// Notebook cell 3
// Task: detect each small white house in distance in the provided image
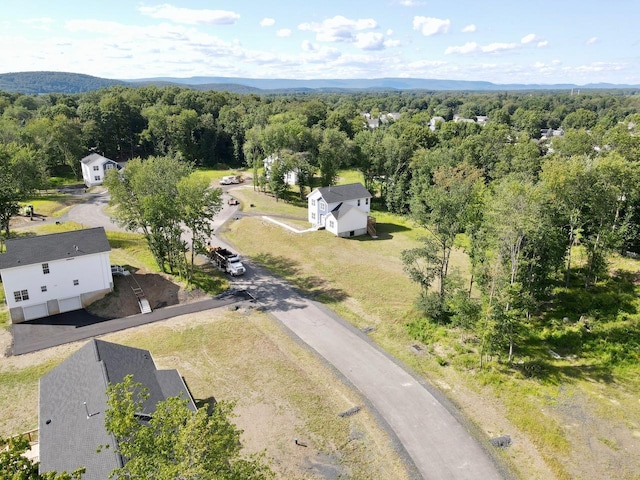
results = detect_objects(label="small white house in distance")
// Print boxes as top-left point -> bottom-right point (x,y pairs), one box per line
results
263,155 -> 298,185
80,153 -> 122,187
0,227 -> 113,323
307,183 -> 372,237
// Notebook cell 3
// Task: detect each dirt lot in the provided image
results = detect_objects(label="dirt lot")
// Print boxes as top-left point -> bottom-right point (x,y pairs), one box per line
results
87,268 -> 210,318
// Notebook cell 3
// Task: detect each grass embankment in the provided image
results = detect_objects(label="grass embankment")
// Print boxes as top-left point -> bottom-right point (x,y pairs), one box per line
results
223,174 -> 640,480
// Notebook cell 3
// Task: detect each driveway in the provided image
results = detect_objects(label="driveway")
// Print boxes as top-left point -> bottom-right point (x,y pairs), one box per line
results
33,184 -> 507,479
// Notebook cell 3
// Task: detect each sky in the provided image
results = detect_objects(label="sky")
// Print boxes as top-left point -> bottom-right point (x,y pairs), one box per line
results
1,1 -> 639,85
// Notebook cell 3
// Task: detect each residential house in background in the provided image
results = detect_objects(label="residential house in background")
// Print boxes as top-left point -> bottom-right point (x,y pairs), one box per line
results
307,183 -> 373,237
80,153 -> 122,187
0,227 -> 113,323
263,155 -> 298,185
39,339 -> 196,480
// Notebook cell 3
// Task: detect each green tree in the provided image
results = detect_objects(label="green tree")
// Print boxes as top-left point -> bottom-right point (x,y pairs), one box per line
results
0,143 -> 48,237
104,156 -> 192,274
1,435 -> 84,479
177,174 -> 223,280
104,376 -> 273,480
409,162 -> 484,298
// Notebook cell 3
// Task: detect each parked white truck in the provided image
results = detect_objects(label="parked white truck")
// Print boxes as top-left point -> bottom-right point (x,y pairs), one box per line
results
207,246 -> 246,276
219,175 -> 243,185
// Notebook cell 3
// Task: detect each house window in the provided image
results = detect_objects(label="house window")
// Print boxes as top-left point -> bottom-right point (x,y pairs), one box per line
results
14,290 -> 29,302
41,286 -> 47,292
319,201 -> 326,211
42,263 -> 50,274
94,176 -> 101,181
105,163 -> 114,170
366,198 -> 369,205
311,199 -> 316,206
329,220 -> 335,228
311,212 -> 316,220
73,279 -> 79,286
357,199 -> 361,206
93,165 -> 99,171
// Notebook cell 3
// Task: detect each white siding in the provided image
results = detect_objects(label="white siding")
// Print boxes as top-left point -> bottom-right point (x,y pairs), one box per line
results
2,252 -> 112,312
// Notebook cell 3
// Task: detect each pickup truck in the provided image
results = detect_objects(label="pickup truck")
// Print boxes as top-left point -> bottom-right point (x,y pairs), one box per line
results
207,246 -> 246,276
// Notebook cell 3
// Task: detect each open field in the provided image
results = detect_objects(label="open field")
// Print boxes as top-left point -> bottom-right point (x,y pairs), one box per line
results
223,181 -> 640,480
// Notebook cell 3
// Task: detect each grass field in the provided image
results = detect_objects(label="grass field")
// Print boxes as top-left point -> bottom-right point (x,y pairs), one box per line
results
223,177 -> 640,480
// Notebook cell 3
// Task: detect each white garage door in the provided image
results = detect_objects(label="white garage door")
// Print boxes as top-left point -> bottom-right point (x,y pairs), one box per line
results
23,303 -> 49,321
59,296 -> 82,313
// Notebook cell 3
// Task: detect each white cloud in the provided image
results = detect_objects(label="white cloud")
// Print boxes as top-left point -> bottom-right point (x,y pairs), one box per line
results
445,42 -> 479,55
462,24 -> 476,33
301,40 -> 315,52
298,15 -> 378,45
260,18 -> 275,27
521,33 -> 537,44
413,16 -> 450,36
398,0 -> 426,5
445,41 -> 517,55
277,29 -> 291,38
537,40 -> 548,47
355,32 -> 385,50
586,36 -> 598,45
482,42 -> 517,53
138,4 -> 239,25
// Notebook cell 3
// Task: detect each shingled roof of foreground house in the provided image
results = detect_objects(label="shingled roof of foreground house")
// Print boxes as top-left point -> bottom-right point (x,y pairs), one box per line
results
39,339 -> 195,479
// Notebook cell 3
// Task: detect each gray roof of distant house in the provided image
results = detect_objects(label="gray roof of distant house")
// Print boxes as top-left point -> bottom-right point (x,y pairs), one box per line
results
0,227 -> 110,270
39,339 -> 195,480
311,183 -> 371,204
81,153 -> 115,165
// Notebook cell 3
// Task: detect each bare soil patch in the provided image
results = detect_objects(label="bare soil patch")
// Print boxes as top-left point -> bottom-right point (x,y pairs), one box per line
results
87,268 -> 209,318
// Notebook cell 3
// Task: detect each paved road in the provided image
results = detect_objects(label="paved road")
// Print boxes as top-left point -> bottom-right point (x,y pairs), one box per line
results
231,266 -> 506,480
50,185 -> 507,479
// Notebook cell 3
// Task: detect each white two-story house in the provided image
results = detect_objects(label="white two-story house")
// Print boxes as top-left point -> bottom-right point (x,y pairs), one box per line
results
307,183 -> 372,237
80,153 -> 122,187
0,227 -> 113,323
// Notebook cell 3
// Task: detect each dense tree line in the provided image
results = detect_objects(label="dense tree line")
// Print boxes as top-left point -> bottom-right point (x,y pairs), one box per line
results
2,85 -> 640,362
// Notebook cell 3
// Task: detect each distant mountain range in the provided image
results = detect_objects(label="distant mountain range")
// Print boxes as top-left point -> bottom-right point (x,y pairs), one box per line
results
1,71 -> 639,95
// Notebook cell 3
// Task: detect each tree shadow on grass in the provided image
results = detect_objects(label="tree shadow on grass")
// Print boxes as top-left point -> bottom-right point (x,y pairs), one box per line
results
252,252 -> 348,306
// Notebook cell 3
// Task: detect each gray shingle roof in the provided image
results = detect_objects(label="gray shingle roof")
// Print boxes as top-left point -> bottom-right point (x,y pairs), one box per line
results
81,153 -> 112,165
39,339 -> 195,480
311,183 -> 371,204
0,227 -> 111,270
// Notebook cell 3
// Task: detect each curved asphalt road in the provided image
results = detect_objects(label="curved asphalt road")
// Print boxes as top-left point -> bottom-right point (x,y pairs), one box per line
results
61,185 -> 507,480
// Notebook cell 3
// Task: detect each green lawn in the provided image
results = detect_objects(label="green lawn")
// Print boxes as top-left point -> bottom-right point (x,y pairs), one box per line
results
223,178 -> 640,480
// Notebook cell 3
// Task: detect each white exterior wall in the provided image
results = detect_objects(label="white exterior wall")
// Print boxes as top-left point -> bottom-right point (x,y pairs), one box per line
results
327,209 -> 368,236
2,252 -> 112,311
307,191 -> 371,227
81,158 -> 118,187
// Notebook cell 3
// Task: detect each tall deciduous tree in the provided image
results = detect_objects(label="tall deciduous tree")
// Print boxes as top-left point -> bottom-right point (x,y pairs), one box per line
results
0,143 -> 47,237
177,174 -> 223,279
104,376 -> 273,480
104,156 -> 199,277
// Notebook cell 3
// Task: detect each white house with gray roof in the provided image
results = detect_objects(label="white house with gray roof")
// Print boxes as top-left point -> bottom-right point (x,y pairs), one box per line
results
0,227 -> 113,323
39,339 -> 196,479
307,183 -> 372,237
80,153 -> 122,187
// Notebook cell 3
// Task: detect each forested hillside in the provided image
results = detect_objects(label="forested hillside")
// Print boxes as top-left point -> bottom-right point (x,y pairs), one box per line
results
0,71 -> 125,94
